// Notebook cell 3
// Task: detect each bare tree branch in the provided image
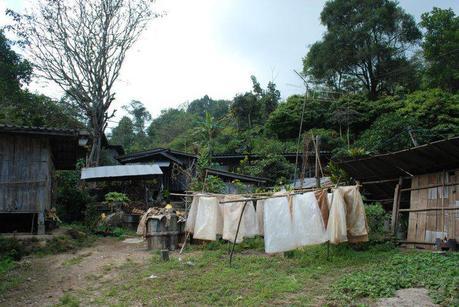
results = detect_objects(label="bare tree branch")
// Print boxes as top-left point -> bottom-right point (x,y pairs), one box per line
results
8,0 -> 158,165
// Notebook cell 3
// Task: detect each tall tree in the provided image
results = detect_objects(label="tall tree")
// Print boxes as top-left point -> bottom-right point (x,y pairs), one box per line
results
8,0 -> 156,165
123,100 -> 151,135
420,8 -> 459,92
186,95 -> 230,119
0,30 -> 32,105
304,0 -> 421,99
110,116 -> 135,150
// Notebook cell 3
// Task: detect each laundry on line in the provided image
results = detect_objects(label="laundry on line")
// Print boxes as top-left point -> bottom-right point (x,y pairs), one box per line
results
183,185 -> 368,253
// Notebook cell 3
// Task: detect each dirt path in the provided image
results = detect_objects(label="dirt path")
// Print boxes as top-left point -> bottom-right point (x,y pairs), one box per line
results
0,237 -> 151,307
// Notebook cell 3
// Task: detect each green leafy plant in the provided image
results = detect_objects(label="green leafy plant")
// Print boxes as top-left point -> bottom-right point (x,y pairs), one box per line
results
104,192 -> 130,203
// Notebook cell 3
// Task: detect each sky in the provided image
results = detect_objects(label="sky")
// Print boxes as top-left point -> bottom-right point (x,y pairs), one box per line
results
1,0 -> 458,128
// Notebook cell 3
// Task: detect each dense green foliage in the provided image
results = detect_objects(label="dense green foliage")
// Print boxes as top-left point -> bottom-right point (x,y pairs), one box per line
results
0,31 -> 83,128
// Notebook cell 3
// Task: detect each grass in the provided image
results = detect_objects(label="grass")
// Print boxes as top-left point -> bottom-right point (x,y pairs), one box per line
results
77,239 -> 414,306
0,257 -> 23,296
77,239 -> 458,306
56,293 -> 80,307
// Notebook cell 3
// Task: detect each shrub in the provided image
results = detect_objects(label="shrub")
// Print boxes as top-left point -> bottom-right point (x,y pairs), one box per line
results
55,170 -> 91,223
104,192 -> 130,203
0,237 -> 27,261
365,202 -> 391,242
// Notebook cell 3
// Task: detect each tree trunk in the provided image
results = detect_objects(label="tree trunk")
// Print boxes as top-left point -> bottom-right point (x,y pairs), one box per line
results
88,132 -> 102,167
369,79 -> 378,100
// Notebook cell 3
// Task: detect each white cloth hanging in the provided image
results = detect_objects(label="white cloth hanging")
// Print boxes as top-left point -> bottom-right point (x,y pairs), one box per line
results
263,192 -> 327,253
220,196 -> 258,243
294,192 -> 328,246
193,196 -> 223,241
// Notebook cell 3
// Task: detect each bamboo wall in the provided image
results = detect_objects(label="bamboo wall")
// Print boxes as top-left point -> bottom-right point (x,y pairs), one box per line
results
0,134 -> 52,214
407,171 -> 459,249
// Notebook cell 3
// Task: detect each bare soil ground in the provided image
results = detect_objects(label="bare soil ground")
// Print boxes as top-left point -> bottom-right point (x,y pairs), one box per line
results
0,237 -> 150,306
375,288 -> 438,306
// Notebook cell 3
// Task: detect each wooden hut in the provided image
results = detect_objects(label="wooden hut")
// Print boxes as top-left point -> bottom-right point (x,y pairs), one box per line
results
0,125 -> 89,234
336,137 -> 459,249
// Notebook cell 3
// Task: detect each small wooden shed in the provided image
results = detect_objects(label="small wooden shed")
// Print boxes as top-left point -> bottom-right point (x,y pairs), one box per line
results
336,137 -> 459,249
0,125 -> 88,234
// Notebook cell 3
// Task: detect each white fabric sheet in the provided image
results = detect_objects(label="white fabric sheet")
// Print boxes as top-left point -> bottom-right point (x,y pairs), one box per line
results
220,196 -> 258,243
193,197 -> 222,241
263,192 -> 327,253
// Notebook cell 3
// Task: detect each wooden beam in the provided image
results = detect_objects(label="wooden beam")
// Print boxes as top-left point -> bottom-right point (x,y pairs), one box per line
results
399,207 -> 459,213
391,177 -> 403,235
400,181 -> 459,192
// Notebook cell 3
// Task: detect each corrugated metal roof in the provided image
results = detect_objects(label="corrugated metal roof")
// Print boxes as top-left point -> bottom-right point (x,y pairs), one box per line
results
334,136 -> 459,204
81,164 -> 163,181
0,124 -> 87,137
335,136 -> 459,182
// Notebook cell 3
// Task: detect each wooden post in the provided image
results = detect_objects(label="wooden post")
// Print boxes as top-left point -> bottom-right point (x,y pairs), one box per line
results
160,249 -> 170,261
391,177 -> 403,235
315,135 -> 321,189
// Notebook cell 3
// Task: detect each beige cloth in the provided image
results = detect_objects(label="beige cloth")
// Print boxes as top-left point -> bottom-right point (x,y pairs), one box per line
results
327,188 -> 348,244
327,186 -> 369,244
341,186 -> 369,243
184,196 -> 200,233
256,199 -> 266,236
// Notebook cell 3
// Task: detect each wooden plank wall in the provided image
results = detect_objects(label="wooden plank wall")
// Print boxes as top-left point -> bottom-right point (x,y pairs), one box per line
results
407,170 -> 459,249
0,135 -> 52,213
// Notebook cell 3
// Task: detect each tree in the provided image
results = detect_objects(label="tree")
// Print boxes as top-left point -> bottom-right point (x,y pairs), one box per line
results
420,8 -> 459,92
186,95 -> 230,119
110,116 -> 135,150
193,111 -> 220,154
231,92 -> 259,130
304,0 -> 421,99
0,31 -> 82,128
8,0 -> 156,165
147,108 -> 196,147
0,30 -> 32,103
230,76 -> 281,130
266,95 -> 329,139
123,100 -> 151,135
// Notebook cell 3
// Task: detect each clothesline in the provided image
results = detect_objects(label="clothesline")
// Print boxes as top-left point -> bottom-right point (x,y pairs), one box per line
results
170,185 -> 336,202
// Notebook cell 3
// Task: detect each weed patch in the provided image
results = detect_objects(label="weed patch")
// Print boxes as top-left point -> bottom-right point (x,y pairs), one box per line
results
330,252 -> 459,305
